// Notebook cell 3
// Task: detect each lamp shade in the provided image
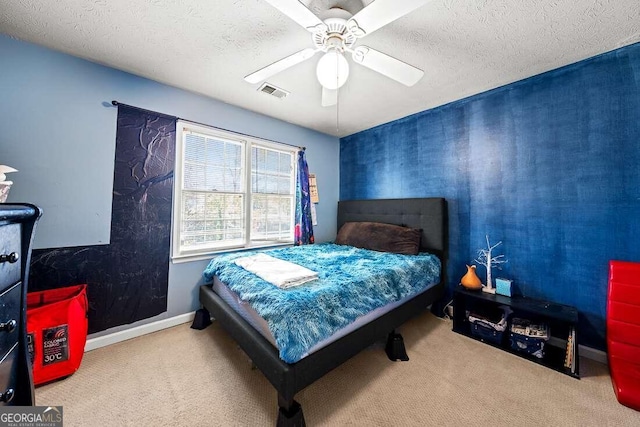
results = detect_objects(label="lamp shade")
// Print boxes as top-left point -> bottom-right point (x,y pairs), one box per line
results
316,50 -> 349,90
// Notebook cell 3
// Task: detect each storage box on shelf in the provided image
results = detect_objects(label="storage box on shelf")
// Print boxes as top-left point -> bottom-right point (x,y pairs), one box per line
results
509,318 -> 549,359
452,285 -> 579,378
468,305 -> 509,345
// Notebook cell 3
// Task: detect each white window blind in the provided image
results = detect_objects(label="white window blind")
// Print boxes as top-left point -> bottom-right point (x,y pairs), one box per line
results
173,121 -> 296,259
251,146 -> 294,242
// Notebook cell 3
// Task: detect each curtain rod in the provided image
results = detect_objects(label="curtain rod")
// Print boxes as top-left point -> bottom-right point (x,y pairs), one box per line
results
111,100 -> 305,151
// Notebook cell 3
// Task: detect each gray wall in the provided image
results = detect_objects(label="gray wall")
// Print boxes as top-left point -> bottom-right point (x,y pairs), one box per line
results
1,35 -> 340,337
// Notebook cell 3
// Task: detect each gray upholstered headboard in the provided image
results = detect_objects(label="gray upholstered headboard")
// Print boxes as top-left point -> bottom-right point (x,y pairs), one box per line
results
337,198 -> 448,259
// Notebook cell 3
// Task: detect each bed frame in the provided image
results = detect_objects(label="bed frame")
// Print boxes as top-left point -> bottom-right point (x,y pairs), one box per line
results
197,198 -> 448,426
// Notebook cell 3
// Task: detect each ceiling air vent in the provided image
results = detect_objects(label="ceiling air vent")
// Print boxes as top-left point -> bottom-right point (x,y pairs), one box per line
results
258,83 -> 289,99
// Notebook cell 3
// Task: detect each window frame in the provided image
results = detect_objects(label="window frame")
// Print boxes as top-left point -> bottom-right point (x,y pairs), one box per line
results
172,121 -> 297,262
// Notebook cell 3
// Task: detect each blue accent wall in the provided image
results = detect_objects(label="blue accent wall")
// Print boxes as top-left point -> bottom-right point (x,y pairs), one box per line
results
340,42 -> 640,350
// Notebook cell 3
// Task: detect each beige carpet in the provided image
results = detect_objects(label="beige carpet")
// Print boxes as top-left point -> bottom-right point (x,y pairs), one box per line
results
37,312 -> 640,426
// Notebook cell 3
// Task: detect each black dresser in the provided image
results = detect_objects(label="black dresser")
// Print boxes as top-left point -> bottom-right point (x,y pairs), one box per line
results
0,204 -> 41,406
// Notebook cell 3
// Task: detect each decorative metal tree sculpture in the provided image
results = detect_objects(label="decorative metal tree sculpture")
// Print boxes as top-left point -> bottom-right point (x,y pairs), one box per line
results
474,235 -> 507,294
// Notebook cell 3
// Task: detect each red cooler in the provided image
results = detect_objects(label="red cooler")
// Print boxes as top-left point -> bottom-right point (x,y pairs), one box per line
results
26,284 -> 88,385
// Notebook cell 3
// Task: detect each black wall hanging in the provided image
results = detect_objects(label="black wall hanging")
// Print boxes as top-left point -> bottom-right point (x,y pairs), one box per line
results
30,105 -> 176,333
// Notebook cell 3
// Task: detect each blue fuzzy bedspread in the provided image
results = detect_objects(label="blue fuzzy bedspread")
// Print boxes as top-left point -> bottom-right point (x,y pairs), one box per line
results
203,243 -> 441,363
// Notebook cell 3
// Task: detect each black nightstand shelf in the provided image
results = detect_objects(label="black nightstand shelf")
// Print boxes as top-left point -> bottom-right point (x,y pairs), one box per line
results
453,286 -> 580,379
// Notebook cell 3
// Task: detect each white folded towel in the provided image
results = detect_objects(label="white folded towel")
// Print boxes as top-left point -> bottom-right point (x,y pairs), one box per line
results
234,253 -> 318,289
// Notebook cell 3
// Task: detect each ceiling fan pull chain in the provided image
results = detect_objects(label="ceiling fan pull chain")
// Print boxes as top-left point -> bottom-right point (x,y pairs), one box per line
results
336,92 -> 339,133
336,58 -> 340,133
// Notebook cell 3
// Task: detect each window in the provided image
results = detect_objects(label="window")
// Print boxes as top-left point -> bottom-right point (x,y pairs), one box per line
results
172,121 -> 296,259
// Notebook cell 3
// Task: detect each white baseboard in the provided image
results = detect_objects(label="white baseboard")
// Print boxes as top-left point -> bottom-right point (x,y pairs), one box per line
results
84,311 -> 196,352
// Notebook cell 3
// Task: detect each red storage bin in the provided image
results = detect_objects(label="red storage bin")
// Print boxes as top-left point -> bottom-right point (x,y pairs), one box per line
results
26,284 -> 88,385
607,261 -> 640,411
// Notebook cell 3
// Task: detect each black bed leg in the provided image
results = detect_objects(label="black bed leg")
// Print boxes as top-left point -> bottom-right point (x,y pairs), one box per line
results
191,308 -> 212,330
277,394 -> 305,427
385,330 -> 409,361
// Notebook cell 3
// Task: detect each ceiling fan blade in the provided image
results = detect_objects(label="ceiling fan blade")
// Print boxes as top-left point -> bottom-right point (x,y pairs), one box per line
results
321,87 -> 337,107
351,46 -> 424,86
263,0 -> 324,32
348,0 -> 431,37
245,48 -> 318,84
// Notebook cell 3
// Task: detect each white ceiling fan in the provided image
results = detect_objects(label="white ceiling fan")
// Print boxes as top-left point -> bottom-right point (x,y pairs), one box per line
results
245,0 -> 430,107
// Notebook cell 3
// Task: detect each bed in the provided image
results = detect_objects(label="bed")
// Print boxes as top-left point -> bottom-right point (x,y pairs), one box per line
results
197,197 -> 448,426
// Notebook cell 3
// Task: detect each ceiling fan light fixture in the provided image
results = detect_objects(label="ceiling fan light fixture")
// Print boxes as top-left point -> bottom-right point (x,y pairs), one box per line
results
316,50 -> 349,90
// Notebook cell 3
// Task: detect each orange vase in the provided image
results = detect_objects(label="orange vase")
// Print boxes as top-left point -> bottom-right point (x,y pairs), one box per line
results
461,265 -> 483,290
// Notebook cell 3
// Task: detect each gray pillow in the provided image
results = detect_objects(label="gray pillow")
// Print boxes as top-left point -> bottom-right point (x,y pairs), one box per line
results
335,222 -> 421,255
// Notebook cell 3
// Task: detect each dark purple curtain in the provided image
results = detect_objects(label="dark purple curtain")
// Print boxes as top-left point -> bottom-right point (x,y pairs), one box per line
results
294,150 -> 314,245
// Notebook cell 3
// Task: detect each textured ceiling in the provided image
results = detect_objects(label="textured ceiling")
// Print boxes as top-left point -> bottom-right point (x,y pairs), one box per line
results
1,0 -> 639,137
